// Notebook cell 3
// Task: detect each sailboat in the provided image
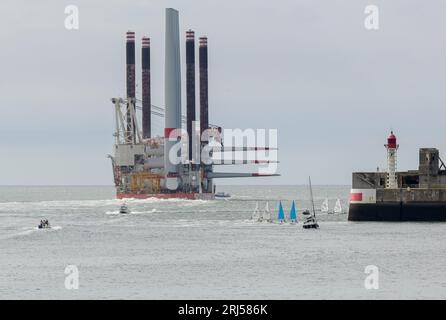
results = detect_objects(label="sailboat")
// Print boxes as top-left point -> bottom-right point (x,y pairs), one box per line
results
303,176 -> 319,229
289,200 -> 297,224
277,201 -> 285,224
321,198 -> 330,214
262,202 -> 272,223
252,201 -> 261,221
333,198 -> 345,214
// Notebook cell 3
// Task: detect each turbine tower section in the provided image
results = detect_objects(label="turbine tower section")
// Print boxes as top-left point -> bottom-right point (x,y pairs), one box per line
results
199,36 -> 209,141
186,30 -> 196,162
164,8 -> 182,190
141,37 -> 151,139
126,31 -> 136,142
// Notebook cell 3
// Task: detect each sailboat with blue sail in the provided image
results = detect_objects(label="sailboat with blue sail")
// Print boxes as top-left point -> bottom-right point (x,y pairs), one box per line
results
289,201 -> 297,224
278,201 -> 285,224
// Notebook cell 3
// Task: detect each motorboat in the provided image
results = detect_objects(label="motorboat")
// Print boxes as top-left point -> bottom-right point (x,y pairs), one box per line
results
38,219 -> 51,229
215,192 -> 231,199
119,203 -> 130,214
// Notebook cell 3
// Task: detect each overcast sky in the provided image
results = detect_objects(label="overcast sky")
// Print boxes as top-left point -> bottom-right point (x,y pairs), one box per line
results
1,0 -> 446,185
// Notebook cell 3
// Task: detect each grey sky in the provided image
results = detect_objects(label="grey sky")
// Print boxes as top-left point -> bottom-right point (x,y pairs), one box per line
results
1,0 -> 446,185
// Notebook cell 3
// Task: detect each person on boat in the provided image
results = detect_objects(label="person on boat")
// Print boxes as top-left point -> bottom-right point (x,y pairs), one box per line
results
40,219 -> 49,228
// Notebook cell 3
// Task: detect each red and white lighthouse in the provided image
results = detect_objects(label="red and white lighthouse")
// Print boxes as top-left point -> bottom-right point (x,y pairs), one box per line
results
384,131 -> 399,189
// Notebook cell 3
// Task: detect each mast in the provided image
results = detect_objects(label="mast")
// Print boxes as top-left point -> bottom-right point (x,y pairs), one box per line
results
309,176 -> 316,218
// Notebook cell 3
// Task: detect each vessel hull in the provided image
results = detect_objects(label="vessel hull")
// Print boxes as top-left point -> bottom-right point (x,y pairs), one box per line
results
117,192 -> 215,200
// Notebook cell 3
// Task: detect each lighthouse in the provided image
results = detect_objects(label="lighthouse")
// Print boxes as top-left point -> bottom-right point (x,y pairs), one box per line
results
385,131 -> 399,189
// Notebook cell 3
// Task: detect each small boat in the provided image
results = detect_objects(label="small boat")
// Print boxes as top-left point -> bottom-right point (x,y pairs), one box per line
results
303,177 -> 319,229
289,200 -> 297,224
215,192 -> 231,199
38,219 -> 51,229
278,201 -> 285,224
252,202 -> 260,221
321,198 -> 332,214
119,203 -> 130,214
262,202 -> 272,223
333,198 -> 345,214
302,211 -> 319,229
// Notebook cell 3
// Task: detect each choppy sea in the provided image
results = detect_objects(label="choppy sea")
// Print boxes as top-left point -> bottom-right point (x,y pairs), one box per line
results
1,185 -> 445,299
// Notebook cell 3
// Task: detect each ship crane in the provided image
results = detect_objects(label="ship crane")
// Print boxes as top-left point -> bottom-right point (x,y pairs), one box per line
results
134,98 -> 220,128
111,97 -> 279,163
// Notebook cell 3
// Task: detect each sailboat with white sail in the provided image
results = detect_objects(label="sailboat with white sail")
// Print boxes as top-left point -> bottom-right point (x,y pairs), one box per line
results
333,198 -> 345,214
262,202 -> 272,223
321,198 -> 330,214
252,201 -> 261,221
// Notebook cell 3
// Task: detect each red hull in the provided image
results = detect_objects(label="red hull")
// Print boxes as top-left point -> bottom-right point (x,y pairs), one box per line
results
117,192 -> 214,200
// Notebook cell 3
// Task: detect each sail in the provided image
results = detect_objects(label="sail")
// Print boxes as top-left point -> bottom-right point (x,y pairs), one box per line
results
321,198 -> 329,213
262,202 -> 271,221
309,176 -> 316,218
252,201 -> 260,220
289,200 -> 297,222
278,201 -> 285,222
334,199 -> 343,214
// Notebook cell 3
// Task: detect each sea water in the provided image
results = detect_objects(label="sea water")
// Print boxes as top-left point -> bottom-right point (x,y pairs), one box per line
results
0,185 -> 445,299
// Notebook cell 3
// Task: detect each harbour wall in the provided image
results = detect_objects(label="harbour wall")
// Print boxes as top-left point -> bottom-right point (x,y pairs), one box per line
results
349,188 -> 446,221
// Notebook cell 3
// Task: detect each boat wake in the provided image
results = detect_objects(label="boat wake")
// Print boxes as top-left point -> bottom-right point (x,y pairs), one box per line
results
33,225 -> 62,232
0,225 -> 63,240
1,198 -> 211,214
131,208 -> 158,215
105,208 -> 158,215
